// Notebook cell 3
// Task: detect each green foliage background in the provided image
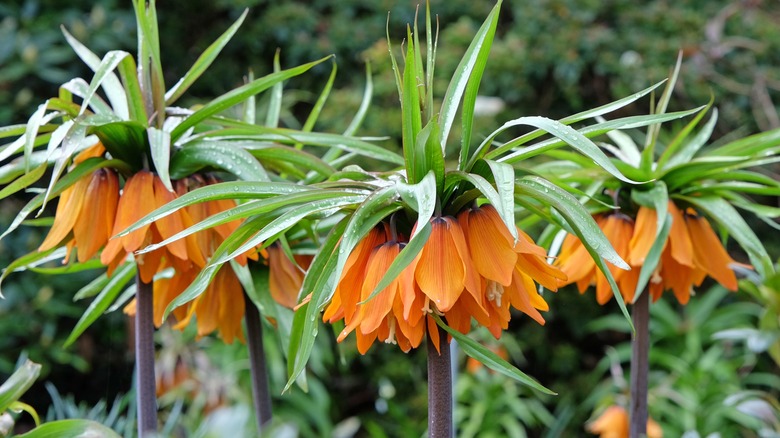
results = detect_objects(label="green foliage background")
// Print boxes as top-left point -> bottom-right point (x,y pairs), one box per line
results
1,0 -> 778,436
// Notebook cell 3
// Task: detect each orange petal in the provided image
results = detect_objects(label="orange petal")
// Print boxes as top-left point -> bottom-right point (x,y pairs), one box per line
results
427,316 -> 440,354
268,245 -> 305,309
415,217 -> 466,312
628,207 -> 656,266
73,169 -> 119,262
152,177 -> 188,261
108,171 -> 156,254
687,213 -> 737,291
359,243 -> 401,335
459,206 -> 517,286
73,142 -> 105,164
668,202 -> 694,267
39,176 -> 90,251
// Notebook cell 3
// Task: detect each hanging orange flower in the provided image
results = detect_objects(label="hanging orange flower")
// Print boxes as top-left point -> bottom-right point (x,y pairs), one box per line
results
586,405 -> 663,438
556,201 -> 740,305
325,204 -> 565,353
267,244 -> 313,309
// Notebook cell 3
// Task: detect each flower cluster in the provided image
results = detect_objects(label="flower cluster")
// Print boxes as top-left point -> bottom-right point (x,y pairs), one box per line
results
556,201 -> 740,305
40,145 -> 302,343
324,204 -> 566,354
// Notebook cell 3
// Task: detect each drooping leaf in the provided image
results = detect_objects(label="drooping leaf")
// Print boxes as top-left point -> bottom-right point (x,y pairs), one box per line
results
434,315 -> 555,394
148,126 -> 172,191
516,176 -> 634,332
16,420 -> 122,438
169,142 -> 269,181
64,263 -> 137,347
0,360 -> 41,413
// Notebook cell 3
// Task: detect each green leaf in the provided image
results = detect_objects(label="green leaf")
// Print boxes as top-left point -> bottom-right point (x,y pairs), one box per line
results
16,420 -> 121,438
396,171 -> 437,234
401,31 -> 423,183
433,315 -> 555,394
170,56 -> 331,140
265,51 -> 283,128
136,190 -> 364,255
0,158 -> 129,242
41,123 -> 88,211
77,50 -> 130,117
61,26 -> 129,120
73,271 -> 111,301
631,181 -> 669,234
148,126 -> 172,191
458,1 -> 499,168
213,194 -> 365,265
0,163 -> 46,202
485,116 -> 640,183
64,263 -> 136,347
0,360 -> 41,413
116,181 -> 312,237
491,107 -> 705,165
708,127 -> 780,157
516,176 -> 633,332
169,142 -> 269,181
485,159 -> 517,240
29,259 -> 104,275
0,247 -> 65,298
248,146 -> 334,179
91,121 -> 147,170
658,105 -> 716,171
680,196 -> 774,279
286,217 -> 349,391
192,126 -> 403,165
165,9 -> 248,105
23,101 -> 51,171
642,53 -> 682,168
8,400 -> 40,427
295,61 -> 337,149
439,1 -> 501,153
117,56 -> 147,125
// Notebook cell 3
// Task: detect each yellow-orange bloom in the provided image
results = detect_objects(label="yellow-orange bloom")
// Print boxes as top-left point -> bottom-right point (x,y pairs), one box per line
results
586,405 -> 663,438
326,205 -> 564,353
39,168 -> 120,263
557,201 -> 740,305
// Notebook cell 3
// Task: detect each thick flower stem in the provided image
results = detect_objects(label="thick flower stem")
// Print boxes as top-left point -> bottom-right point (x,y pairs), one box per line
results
244,292 -> 273,429
427,324 -> 452,438
629,290 -> 650,438
135,274 -> 157,437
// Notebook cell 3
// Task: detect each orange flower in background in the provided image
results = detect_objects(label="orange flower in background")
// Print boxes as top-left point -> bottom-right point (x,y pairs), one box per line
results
587,405 -> 663,438
267,244 -> 313,309
325,204 -> 565,353
556,201 -> 741,305
556,213 -> 639,305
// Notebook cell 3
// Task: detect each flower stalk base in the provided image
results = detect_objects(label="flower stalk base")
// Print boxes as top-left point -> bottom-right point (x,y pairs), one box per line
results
629,290 -> 650,438
135,274 -> 158,436
427,324 -> 452,438
244,292 -> 273,429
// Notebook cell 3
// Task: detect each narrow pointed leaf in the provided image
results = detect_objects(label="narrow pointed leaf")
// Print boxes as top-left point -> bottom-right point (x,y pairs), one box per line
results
633,213 -> 671,300
434,315 -> 555,394
148,126 -> 172,191
0,163 -> 46,202
165,9 -> 248,104
64,262 -> 136,347
16,420 -> 122,438
439,1 -> 501,152
170,57 -> 331,140
117,181 -> 313,237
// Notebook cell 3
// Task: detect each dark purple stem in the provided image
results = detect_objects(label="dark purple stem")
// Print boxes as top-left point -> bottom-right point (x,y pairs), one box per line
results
244,292 -> 273,429
427,324 -> 452,438
630,290 -> 650,438
135,274 -> 158,436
